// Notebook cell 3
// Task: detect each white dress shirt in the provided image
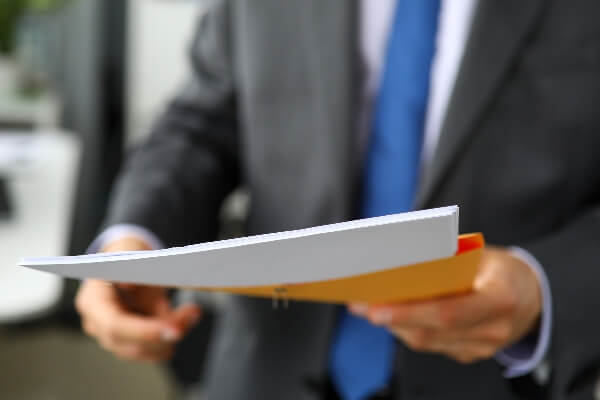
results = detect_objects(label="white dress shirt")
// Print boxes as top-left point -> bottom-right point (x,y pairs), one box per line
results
91,0 -> 551,381
360,0 -> 476,168
360,0 -> 551,380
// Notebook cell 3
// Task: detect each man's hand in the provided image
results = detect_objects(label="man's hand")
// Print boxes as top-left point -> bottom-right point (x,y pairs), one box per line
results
349,247 -> 542,364
75,237 -> 202,363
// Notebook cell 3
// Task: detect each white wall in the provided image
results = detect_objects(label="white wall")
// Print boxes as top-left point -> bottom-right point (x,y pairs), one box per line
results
126,0 -> 205,145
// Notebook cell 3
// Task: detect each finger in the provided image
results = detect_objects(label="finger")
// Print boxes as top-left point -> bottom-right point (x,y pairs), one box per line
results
112,284 -> 169,316
366,291 -> 500,330
348,303 -> 369,316
389,325 -> 487,352
81,317 -> 98,338
93,303 -> 173,345
116,303 -> 201,345
111,329 -> 177,359
390,326 -> 496,363
153,296 -> 171,316
362,248 -> 519,330
390,326 -> 439,354
94,320 -> 173,361
89,287 -> 200,345
428,319 -> 513,348
77,280 -> 199,350
440,341 -> 497,364
107,304 -> 201,358
99,337 -> 174,363
75,280 -> 116,319
125,342 -> 174,363
165,304 -> 203,335
390,325 -> 497,351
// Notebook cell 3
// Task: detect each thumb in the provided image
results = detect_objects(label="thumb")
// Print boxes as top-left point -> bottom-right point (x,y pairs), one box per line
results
161,304 -> 202,341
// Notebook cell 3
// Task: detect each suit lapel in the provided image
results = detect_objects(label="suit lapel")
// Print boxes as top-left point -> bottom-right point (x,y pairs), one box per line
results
415,0 -> 545,208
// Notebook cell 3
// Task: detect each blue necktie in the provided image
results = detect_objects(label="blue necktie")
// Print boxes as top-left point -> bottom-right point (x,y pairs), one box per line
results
329,1 -> 441,399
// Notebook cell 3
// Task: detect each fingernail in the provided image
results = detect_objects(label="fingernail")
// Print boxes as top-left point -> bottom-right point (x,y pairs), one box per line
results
349,303 -> 368,316
371,310 -> 392,325
161,327 -> 180,342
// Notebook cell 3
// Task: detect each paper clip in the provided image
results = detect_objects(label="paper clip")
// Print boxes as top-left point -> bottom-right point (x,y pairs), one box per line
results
272,286 -> 289,310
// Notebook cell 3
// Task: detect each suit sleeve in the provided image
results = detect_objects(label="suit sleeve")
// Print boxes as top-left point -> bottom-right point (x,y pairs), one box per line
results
519,206 -> 600,396
104,0 -> 240,247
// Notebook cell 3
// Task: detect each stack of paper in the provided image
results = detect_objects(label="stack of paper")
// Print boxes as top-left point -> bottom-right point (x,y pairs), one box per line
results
20,206 -> 483,303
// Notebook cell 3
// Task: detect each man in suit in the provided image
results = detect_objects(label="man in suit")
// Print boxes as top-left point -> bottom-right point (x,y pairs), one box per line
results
75,0 -> 600,399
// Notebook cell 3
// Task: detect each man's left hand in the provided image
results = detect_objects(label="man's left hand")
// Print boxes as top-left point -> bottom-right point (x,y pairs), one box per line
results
349,247 -> 542,364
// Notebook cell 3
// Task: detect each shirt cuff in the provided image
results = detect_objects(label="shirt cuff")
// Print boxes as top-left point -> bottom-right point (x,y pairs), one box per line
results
495,246 -> 552,379
87,223 -> 165,253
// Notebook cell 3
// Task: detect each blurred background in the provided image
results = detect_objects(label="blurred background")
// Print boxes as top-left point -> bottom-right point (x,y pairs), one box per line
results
0,0 -> 232,398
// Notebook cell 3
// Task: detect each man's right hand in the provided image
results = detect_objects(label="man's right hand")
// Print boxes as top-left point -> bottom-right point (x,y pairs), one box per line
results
75,237 -> 202,363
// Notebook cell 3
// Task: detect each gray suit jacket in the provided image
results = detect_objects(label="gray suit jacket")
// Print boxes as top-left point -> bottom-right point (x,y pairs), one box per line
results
106,0 -> 600,399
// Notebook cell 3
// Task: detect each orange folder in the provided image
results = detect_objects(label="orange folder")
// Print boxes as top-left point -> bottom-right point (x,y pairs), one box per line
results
195,233 -> 484,304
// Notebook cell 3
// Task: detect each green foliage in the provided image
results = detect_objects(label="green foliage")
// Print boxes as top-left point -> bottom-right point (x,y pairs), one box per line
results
25,0 -> 70,12
0,0 -> 71,54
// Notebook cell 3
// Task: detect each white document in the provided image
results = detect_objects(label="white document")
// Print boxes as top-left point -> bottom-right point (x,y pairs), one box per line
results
20,206 -> 459,288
